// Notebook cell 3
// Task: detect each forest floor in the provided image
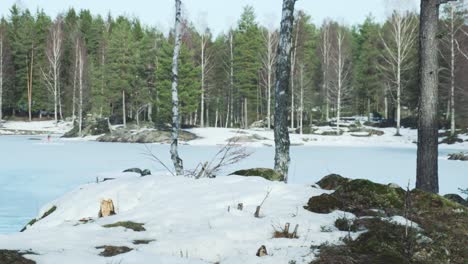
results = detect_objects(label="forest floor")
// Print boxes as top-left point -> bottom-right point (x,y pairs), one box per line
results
0,120 -> 466,263
2,119 -> 467,150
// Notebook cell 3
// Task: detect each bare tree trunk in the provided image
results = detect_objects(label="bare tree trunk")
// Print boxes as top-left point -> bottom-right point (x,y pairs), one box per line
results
215,100 -> 219,128
321,22 -> 331,122
396,61 -> 401,135
171,0 -> 184,175
229,32 -> 234,128
122,89 -> 126,127
290,25 -> 298,129
28,46 -> 34,122
265,30 -> 276,129
244,97 -> 248,128
0,33 -> 3,121
78,44 -> 84,137
72,41 -> 78,123
416,0 -> 442,194
274,0 -> 296,182
299,63 -> 304,134
449,5 -> 456,136
200,33 -> 205,127
384,95 -> 389,120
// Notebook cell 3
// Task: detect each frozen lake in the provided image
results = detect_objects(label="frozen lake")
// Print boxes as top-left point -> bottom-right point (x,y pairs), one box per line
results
0,135 -> 467,234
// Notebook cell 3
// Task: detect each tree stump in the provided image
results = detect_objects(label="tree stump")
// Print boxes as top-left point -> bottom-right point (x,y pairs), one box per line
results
256,245 -> 268,257
98,199 -> 116,218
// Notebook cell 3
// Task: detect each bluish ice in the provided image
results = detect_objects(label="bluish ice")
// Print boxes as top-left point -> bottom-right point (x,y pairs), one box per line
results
0,135 -> 467,234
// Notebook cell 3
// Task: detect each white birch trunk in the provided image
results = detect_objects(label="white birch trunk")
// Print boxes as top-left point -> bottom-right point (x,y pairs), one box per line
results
0,33 -> 3,121
170,0 -> 184,175
274,0 -> 296,182
78,46 -> 84,137
122,89 -> 126,127
299,64 -> 304,134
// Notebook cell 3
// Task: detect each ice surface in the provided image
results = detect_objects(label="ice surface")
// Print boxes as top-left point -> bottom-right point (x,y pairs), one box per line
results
1,133 -> 467,235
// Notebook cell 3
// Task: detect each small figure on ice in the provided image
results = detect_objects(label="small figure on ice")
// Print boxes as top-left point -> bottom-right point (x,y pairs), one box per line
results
47,134 -> 52,143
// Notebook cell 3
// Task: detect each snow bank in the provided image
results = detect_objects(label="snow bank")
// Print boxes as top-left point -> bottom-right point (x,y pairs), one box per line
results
0,175 -> 355,264
0,120 -> 72,135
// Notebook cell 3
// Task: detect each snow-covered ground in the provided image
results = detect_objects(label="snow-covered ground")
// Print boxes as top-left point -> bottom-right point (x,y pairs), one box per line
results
187,127 -> 468,150
0,120 -> 72,135
0,175 -> 358,264
0,122 -> 467,263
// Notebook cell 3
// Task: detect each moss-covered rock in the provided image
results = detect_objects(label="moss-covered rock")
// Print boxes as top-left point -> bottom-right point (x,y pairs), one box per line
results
20,206 -> 57,232
308,176 -> 468,264
333,179 -> 405,215
316,174 -> 350,190
63,116 -> 110,138
102,221 -> 146,232
0,250 -> 36,264
448,152 -> 468,161
440,135 -> 463,145
306,194 -> 341,214
443,194 -> 468,206
334,217 -> 358,232
96,246 -> 133,257
230,168 -> 284,181
97,129 -> 196,143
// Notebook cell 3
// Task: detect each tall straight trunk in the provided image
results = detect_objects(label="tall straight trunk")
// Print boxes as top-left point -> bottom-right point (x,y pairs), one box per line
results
58,82 -> 63,120
200,34 -> 205,127
396,60 -> 401,135
206,101 -> 209,127
225,98 -> 230,128
0,35 -> 3,121
384,95 -> 389,120
290,28 -> 298,128
215,99 -> 219,128
244,97 -> 248,128
416,0 -> 441,194
274,0 -> 296,182
267,32 -> 273,129
367,97 -> 371,122
78,47 -> 84,137
229,33 -> 234,127
53,62 -> 58,123
122,90 -> 126,127
170,0 -> 184,175
72,42 -> 78,123
28,46 -> 34,122
299,64 -> 304,134
449,6 -> 456,136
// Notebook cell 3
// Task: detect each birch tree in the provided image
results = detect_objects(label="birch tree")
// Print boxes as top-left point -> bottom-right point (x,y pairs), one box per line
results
77,38 -> 86,137
319,21 -> 332,121
330,27 -> 352,135
43,17 -> 64,124
170,0 -> 184,175
199,28 -> 213,127
416,0 -> 455,194
0,23 -> 5,121
262,27 -> 277,129
290,20 -> 299,128
380,8 -> 417,136
441,1 -> 467,135
274,0 -> 296,182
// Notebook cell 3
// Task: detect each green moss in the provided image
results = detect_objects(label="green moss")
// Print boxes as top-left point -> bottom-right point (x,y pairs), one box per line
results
308,176 -> 468,264
20,206 -> 57,232
132,239 -> 155,245
334,179 -> 405,214
316,174 -> 350,190
103,221 -> 146,232
230,168 -> 284,181
334,217 -> 358,232
305,194 -> 341,214
41,206 -> 57,219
